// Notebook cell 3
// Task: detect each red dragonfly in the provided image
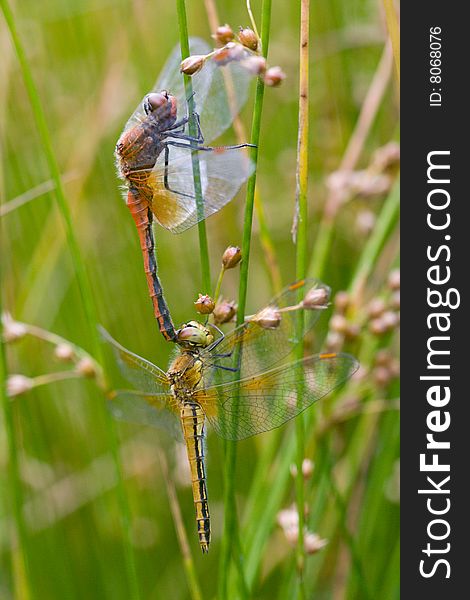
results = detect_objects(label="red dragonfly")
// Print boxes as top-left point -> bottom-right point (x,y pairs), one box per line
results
115,39 -> 255,343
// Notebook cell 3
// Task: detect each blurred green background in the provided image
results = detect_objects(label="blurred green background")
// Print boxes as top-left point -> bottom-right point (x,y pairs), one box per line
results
1,0 -> 399,598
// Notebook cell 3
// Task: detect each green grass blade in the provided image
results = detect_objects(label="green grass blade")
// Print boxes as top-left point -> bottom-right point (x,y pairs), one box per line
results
176,0 -> 211,294
0,3 -> 140,597
219,2 -> 272,599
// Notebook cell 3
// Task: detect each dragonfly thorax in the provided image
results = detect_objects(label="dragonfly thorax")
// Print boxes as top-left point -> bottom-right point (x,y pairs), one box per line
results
176,321 -> 214,349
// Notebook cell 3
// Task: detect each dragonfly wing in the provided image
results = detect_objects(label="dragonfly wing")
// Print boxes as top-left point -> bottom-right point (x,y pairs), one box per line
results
124,38 -> 253,143
195,353 -> 359,441
109,390 -> 182,439
149,144 -> 254,233
99,326 -> 170,394
200,279 -> 332,387
122,39 -> 212,136
194,52 -> 253,143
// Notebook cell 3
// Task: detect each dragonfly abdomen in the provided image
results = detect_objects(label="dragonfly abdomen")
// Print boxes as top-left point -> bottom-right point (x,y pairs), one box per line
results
126,188 -> 176,342
181,402 -> 211,553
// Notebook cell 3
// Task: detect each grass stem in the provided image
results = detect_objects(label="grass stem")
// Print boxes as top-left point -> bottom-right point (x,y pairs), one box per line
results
308,41 -> 393,280
0,2 -> 140,596
382,0 -> 400,92
158,450 -> 203,600
293,0 -> 310,595
219,1 -> 272,598
176,0 -> 212,294
0,281 -> 32,599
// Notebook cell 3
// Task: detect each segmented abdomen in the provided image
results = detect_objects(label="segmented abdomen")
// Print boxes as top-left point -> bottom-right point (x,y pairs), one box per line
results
126,187 -> 176,342
181,402 -> 211,553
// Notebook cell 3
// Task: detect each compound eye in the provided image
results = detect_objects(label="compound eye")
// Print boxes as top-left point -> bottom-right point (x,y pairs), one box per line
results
143,92 -> 167,115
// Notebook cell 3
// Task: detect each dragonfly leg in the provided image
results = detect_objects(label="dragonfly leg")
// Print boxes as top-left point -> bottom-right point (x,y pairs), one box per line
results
165,111 -> 204,143
163,144 -> 196,200
211,363 -> 239,373
166,140 -> 256,152
162,139 -> 255,200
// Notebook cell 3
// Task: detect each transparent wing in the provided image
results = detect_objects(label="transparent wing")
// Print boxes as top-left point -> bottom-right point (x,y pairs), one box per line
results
109,390 -> 182,439
200,279 -> 331,387
99,326 -> 170,394
124,38 -> 253,143
147,144 -> 254,233
195,353 -> 359,441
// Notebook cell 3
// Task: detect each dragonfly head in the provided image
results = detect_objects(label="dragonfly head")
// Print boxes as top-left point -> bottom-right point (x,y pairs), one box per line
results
143,91 -> 177,124
176,321 -> 214,349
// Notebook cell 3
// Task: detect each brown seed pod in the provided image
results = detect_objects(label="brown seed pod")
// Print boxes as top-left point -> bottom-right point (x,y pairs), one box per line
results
222,246 -> 242,269
238,27 -> 259,51
213,300 -> 237,325
194,294 -> 215,315
263,66 -> 286,87
212,24 -> 234,46
180,54 -> 206,76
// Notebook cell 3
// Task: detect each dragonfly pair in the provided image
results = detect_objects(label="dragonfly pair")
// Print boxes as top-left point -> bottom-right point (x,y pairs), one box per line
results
104,39 -> 359,553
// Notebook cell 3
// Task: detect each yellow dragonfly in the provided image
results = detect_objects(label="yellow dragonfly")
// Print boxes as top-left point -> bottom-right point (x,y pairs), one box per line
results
101,279 -> 358,553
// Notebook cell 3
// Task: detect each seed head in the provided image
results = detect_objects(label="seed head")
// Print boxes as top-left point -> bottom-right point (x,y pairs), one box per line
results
374,366 -> 391,387
356,209 -> 376,235
238,27 -> 259,51
180,54 -> 206,76
330,314 -> 348,335
390,290 -> 400,310
304,532 -> 328,555
222,246 -> 242,269
2,313 -> 27,343
212,24 -> 234,46
326,330 -> 343,352
367,298 -> 386,319
7,374 -> 34,397
375,349 -> 392,367
251,306 -> 282,329
277,506 -> 299,532
302,286 -> 329,310
194,294 -> 215,315
372,141 -> 400,172
54,343 -> 75,362
345,322 -> 360,340
381,310 -> 400,330
213,300 -> 237,325
388,269 -> 400,291
334,291 -> 350,313
302,458 -> 314,479
263,66 -> 286,87
76,357 -> 97,379
213,42 -> 246,66
369,318 -> 387,336
241,55 -> 267,75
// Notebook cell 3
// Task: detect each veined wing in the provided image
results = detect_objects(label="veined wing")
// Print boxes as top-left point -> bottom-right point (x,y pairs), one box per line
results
200,279 -> 331,387
195,353 -> 359,441
100,326 -> 170,394
124,38 -> 253,144
147,144 -> 254,233
109,390 -> 182,439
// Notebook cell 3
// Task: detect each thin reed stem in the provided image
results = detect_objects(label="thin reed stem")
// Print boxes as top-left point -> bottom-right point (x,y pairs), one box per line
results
242,176 -> 399,589
176,0 -> 212,294
348,177 -> 399,298
293,0 -> 310,596
203,0 -> 282,293
382,0 -> 400,92
213,266 -> 225,304
308,41 -> 394,280
219,2 -> 272,598
0,2 -> 140,597
158,450 -> 203,600
0,289 -> 32,599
